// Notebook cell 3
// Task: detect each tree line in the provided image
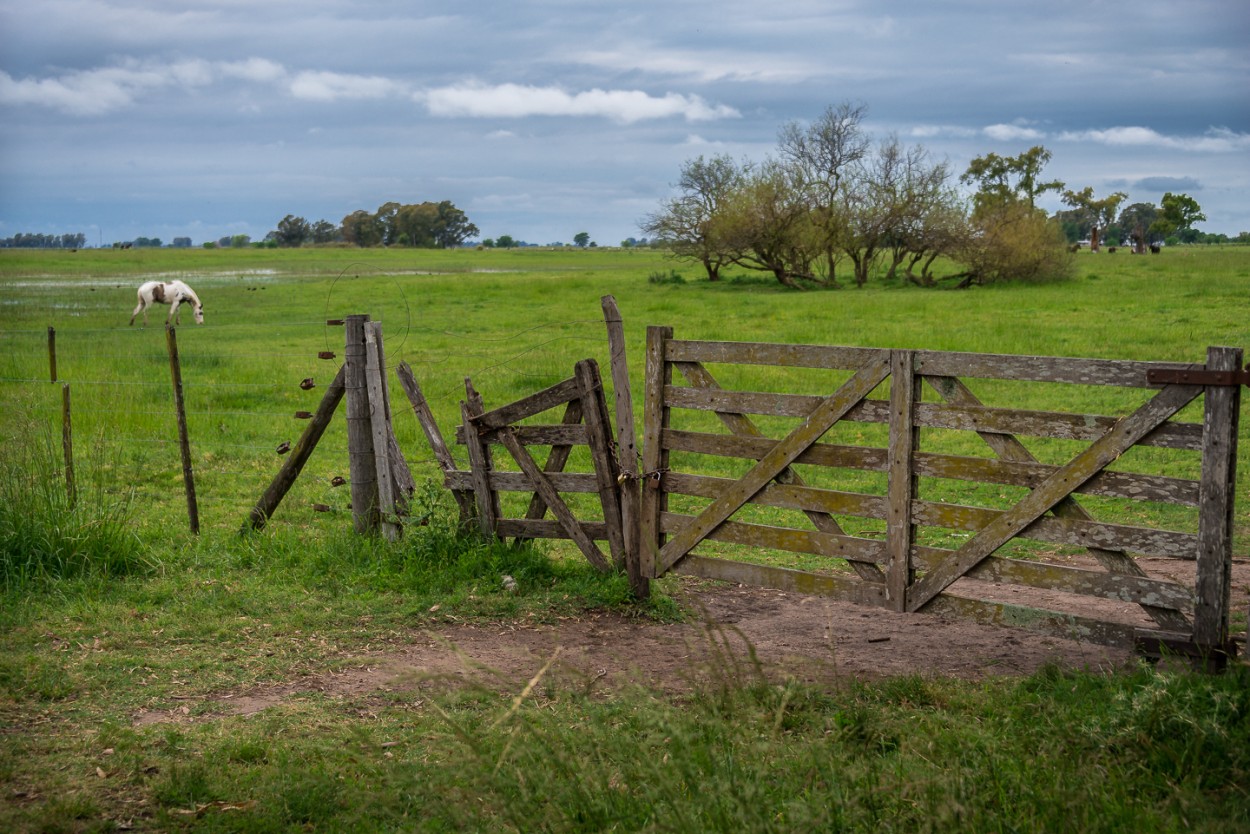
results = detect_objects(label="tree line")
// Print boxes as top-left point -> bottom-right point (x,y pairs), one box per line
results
1,233 -> 87,249
641,102 -> 1227,288
266,199 -> 479,249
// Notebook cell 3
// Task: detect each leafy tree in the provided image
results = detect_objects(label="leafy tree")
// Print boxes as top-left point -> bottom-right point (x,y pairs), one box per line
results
341,210 -> 382,247
273,214 -> 312,247
1060,187 -> 1127,251
433,201 -> 479,248
573,232 -> 591,247
1151,192 -> 1205,242
960,145 -> 1064,211
171,237 -> 192,248
311,219 -> 340,244
640,154 -> 745,281
1117,202 -> 1160,253
956,200 -> 1074,286
496,234 -> 515,249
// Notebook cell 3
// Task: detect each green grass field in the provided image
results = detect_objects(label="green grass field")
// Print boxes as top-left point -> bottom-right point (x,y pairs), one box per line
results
1,245 -> 1248,832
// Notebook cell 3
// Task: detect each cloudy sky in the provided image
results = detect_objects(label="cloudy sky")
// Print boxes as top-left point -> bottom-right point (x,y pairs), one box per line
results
1,0 -> 1247,247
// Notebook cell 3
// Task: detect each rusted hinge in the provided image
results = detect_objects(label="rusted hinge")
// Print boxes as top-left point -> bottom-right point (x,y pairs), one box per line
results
1146,367 -> 1250,386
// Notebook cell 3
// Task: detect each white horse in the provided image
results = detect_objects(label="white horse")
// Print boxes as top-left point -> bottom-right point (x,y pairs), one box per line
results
129,280 -> 204,326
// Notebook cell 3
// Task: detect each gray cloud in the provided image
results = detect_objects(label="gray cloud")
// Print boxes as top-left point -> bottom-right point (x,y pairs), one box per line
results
1,0 -> 1247,243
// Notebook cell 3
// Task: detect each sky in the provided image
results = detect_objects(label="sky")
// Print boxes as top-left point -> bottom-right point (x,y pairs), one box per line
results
1,0 -> 1248,247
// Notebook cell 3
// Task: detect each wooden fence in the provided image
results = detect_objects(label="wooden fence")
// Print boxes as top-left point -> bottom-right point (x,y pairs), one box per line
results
397,302 -> 1244,667
638,329 -> 1243,666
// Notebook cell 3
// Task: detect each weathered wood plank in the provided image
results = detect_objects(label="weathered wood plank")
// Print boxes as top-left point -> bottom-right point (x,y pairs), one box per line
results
655,360 -> 890,580
662,427 -> 1200,506
665,339 -> 888,370
445,469 -> 599,494
495,421 -> 612,572
663,387 -> 1201,450
344,315 -> 378,535
1194,346 -> 1242,648
914,351 -> 1197,388
497,518 -> 611,541
655,356 -> 892,575
473,376 -> 582,429
458,424 -> 590,447
673,360 -> 886,583
365,323 -> 400,541
659,511 -> 888,565
914,501 -> 1199,560
576,358 -> 627,570
462,381 -> 500,539
603,294 -> 647,598
672,555 -> 887,606
907,382 -> 1203,612
923,593 -> 1141,650
659,510 -> 1190,610
927,374 -> 1192,630
396,362 -> 476,523
639,326 -> 674,580
664,470 -> 1198,560
886,351 -> 919,611
514,399 -> 582,544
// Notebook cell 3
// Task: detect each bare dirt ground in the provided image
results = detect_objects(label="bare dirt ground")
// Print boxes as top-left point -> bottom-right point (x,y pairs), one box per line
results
134,556 -> 1249,725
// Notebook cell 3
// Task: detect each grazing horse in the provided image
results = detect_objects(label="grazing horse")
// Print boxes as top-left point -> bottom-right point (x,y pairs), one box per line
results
129,280 -> 204,326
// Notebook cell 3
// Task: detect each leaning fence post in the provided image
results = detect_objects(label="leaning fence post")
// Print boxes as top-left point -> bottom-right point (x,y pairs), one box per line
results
165,324 -> 199,535
1193,345 -> 1242,668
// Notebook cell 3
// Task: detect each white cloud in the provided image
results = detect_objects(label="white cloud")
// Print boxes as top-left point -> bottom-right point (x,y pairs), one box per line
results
418,83 -> 740,123
1058,126 -> 1250,152
0,60 -> 195,116
288,70 -> 405,101
983,123 -> 1046,141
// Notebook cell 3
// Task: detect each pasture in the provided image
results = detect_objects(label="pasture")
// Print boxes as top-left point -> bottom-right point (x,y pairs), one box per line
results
1,245 -> 1248,832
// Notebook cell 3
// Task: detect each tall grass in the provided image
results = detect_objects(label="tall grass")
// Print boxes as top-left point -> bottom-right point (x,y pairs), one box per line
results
0,410 -> 146,590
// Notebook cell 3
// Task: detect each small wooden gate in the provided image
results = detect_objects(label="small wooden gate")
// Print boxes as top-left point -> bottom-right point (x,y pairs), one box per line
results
405,358 -> 628,574
639,327 -> 1242,664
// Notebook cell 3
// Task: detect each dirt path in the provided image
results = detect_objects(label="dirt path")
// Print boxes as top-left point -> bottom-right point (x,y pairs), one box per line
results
133,556 -> 1248,725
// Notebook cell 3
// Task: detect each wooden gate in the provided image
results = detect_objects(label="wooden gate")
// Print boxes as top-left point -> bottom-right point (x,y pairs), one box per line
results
404,358 -> 627,574
640,327 -> 1242,663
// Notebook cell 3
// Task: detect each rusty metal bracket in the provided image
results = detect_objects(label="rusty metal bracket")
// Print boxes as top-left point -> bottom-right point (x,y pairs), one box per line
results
1146,367 -> 1250,387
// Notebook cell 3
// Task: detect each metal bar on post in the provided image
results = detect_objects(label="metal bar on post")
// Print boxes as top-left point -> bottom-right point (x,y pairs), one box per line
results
165,324 -> 199,535
602,295 -> 647,598
1194,345 -> 1242,669
344,315 -> 378,535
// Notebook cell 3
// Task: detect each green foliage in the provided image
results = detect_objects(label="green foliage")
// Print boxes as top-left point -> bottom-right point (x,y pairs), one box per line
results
647,268 -> 686,284
0,412 -> 145,590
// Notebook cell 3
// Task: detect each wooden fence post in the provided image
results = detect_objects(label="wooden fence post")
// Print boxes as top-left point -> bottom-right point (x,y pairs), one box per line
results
344,315 -> 378,535
638,325 -> 673,580
47,326 -> 57,382
61,383 -> 75,508
165,324 -> 199,535
1194,345 -> 1242,667
365,322 -> 401,541
602,296 -> 648,599
886,350 -> 919,612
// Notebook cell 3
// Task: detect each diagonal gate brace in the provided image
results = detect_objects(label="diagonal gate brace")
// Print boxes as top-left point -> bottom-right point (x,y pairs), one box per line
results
906,381 -> 1204,612
656,356 -> 891,575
